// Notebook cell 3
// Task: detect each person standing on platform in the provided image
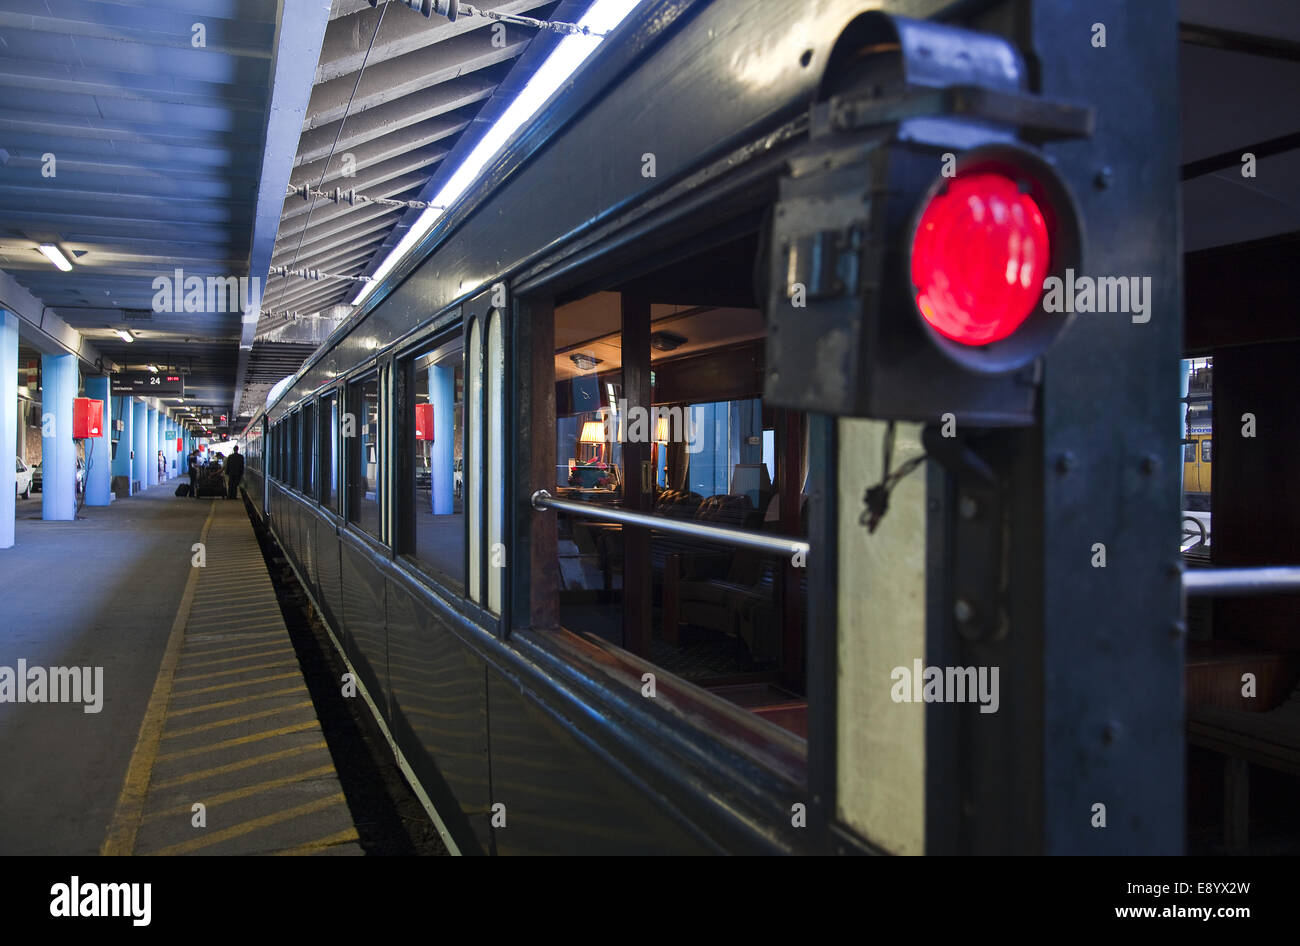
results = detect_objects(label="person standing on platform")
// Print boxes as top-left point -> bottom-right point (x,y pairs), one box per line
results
225,446 -> 245,500
157,450 -> 167,482
188,450 -> 200,499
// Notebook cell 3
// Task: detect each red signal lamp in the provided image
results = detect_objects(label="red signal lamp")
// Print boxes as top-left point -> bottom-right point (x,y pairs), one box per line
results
911,172 -> 1050,347
906,148 -> 1082,377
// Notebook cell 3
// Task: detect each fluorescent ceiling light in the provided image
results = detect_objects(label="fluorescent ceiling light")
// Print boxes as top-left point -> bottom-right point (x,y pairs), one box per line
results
349,0 -> 641,309
115,329 -> 134,343
38,244 -> 72,272
146,364 -> 158,373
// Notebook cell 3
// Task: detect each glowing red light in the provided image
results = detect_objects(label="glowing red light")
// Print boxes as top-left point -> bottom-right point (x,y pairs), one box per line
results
911,171 -> 1050,346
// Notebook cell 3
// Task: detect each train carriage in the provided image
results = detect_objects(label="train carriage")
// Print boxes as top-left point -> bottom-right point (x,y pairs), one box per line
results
240,0 -> 1199,855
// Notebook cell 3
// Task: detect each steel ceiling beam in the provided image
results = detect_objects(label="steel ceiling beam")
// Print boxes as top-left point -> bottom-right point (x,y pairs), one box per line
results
236,0 -> 335,420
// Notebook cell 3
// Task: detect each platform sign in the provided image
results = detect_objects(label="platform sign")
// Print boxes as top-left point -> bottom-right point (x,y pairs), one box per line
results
112,372 -> 184,397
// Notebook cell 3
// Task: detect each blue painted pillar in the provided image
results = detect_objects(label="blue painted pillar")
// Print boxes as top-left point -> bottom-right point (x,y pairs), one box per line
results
431,363 -> 453,515
41,353 -> 76,521
146,407 -> 159,486
84,375 -> 112,505
132,400 -> 147,491
112,394 -> 133,494
0,311 -> 17,548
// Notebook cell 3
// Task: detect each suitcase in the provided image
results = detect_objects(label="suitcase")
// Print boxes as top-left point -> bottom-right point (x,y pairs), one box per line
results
195,473 -> 225,498
175,484 -> 192,497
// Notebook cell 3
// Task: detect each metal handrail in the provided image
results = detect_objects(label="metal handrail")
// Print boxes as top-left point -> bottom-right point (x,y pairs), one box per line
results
531,489 -> 810,559
1184,566 -> 1300,597
1180,515 -> 1208,552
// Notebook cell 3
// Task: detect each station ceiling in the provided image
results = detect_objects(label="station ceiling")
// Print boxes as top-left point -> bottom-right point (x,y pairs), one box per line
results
0,0 -> 1295,432
242,0 -> 563,418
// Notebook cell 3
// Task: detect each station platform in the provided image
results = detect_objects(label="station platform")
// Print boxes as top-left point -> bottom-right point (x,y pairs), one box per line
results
0,482 -> 363,856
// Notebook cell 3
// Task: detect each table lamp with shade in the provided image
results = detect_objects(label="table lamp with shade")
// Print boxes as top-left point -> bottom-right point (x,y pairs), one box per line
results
579,420 -> 606,463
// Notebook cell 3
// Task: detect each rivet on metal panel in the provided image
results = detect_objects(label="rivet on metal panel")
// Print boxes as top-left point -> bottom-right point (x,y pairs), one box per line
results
1054,451 -> 1075,474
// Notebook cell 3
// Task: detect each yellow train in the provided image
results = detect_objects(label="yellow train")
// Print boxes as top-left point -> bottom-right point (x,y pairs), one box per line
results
1183,429 -> 1212,508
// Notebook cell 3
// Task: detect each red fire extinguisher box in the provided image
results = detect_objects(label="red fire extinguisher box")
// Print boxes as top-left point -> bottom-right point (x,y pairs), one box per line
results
415,403 -> 434,441
73,397 -> 104,438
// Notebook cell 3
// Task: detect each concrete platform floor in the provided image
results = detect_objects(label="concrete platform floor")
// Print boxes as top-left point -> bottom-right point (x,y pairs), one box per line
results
0,480 -> 360,855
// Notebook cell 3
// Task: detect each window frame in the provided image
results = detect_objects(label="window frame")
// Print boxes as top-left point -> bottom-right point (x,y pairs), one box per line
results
395,328 -> 465,591
318,390 -> 337,511
302,401 -> 317,498
346,370 -> 383,541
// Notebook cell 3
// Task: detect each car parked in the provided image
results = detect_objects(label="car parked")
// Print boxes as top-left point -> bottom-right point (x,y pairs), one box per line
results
15,457 -> 32,499
30,458 -> 85,494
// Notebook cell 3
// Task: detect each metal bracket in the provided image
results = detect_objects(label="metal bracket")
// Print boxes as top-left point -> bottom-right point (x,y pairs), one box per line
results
821,84 -> 1096,141
784,225 -> 862,301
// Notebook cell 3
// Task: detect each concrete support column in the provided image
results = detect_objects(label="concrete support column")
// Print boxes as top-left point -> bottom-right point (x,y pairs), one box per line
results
84,376 -> 112,505
132,400 -> 147,491
41,353 -> 76,521
112,394 -> 133,495
0,311 -> 17,547
431,362 -> 454,515
146,407 -> 159,486
90,382 -> 113,502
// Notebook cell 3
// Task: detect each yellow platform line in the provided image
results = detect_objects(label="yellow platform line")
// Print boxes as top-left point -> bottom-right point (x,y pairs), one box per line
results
100,502 -> 217,856
156,719 -> 319,763
169,670 -> 303,698
271,827 -> 361,856
167,686 -> 305,718
162,700 -> 315,739
144,791 -> 349,856
182,634 -> 285,655
179,646 -> 294,670
151,741 -> 328,791
141,764 -> 338,822
192,582 -> 277,595
171,658 -> 298,684
183,619 -> 285,635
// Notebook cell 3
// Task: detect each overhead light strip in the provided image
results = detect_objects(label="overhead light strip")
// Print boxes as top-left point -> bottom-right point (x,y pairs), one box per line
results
38,244 -> 72,272
350,0 -> 641,309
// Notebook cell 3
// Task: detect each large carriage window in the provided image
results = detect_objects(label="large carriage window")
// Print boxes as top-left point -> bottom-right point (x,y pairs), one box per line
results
320,392 -> 337,510
289,411 -> 302,490
348,375 -> 382,539
302,402 -> 317,498
551,274 -> 809,739
402,339 -> 464,588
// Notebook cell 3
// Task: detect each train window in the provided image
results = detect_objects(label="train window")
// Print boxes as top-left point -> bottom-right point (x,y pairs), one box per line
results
289,411 -> 302,490
1182,358 -> 1212,515
319,392 -> 337,510
467,318 -> 484,603
487,310 -> 506,614
302,402 -> 316,498
550,279 -> 808,736
348,374 -> 382,539
400,337 -> 464,589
